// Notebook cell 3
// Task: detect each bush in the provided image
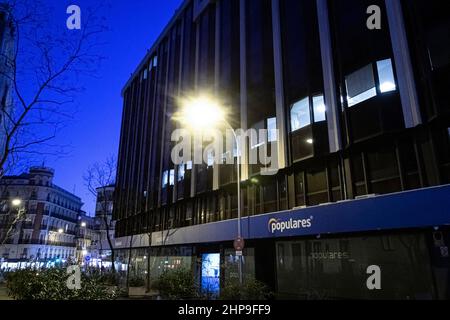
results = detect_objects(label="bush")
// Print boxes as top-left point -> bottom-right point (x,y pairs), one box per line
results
96,272 -> 119,286
220,279 -> 271,300
6,268 -> 117,300
154,268 -> 199,300
128,276 -> 145,287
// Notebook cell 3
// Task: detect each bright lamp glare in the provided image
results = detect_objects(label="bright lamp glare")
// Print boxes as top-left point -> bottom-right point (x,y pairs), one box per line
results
12,199 -> 22,206
58,229 -> 64,234
316,104 -> 326,114
81,222 -> 87,227
380,81 -> 396,93
306,139 -> 314,144
180,96 -> 224,130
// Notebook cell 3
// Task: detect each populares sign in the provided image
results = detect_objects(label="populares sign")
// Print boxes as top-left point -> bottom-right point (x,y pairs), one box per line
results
268,216 -> 314,234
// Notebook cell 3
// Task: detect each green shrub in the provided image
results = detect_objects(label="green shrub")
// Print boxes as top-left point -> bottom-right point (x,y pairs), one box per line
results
220,279 -> 271,300
128,276 -> 145,287
6,268 -> 117,300
96,272 -> 119,286
154,268 -> 199,300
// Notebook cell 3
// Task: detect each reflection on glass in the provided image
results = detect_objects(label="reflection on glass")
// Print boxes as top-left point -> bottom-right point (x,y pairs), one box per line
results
162,170 -> 169,188
346,64 -> 377,107
313,95 -> 326,122
207,150 -> 214,167
377,59 -> 397,93
178,164 -> 185,182
169,169 -> 175,186
291,98 -> 311,132
267,117 -> 277,142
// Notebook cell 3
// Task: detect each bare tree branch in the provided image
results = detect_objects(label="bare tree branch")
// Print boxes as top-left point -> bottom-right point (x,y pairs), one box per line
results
84,156 -> 117,273
0,0 -> 108,177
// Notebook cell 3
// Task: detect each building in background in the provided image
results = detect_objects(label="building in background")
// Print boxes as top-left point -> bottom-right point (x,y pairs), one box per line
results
94,185 -> 116,267
75,211 -> 99,265
114,0 -> 450,299
0,167 -> 82,268
0,4 -> 15,162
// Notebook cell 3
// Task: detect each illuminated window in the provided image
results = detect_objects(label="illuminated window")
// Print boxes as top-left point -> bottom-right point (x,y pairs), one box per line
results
346,64 -> 377,107
178,165 -> 185,182
377,59 -> 397,93
313,95 -> 326,122
267,117 -> 278,142
207,150 -> 214,167
169,170 -> 175,186
162,171 -> 169,188
291,98 -> 311,132
186,161 -> 193,170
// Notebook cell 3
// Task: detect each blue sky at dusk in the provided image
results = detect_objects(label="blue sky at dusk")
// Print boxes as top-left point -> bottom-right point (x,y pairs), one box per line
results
40,0 -> 182,215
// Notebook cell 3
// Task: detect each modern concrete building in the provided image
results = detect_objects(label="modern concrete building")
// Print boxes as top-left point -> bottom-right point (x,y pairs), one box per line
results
0,167 -> 82,267
114,0 -> 450,299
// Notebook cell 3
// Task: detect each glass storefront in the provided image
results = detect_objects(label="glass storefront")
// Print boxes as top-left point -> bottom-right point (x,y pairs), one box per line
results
276,233 -> 435,300
223,248 -> 256,284
117,247 -> 193,289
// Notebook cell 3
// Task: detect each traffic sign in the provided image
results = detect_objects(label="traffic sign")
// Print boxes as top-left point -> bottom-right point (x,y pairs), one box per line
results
234,237 -> 245,251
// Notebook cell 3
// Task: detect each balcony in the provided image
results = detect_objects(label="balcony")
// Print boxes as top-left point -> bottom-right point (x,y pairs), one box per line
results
18,239 -> 76,247
43,211 -> 77,223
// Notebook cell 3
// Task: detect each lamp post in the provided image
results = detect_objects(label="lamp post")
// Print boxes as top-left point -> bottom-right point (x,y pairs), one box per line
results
176,96 -> 244,285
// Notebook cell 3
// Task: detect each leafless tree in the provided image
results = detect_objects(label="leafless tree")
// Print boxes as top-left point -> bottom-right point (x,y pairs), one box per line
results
0,203 -> 25,246
0,0 -> 107,177
84,156 -> 116,273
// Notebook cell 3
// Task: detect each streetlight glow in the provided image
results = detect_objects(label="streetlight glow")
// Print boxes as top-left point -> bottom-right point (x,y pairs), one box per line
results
11,199 -> 22,207
81,222 -> 87,228
178,96 -> 225,130
58,228 -> 64,234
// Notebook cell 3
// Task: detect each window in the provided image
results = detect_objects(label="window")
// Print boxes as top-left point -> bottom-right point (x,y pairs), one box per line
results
313,95 -> 326,122
346,64 -> 377,107
250,120 -> 265,149
267,117 -> 277,142
206,150 -> 215,167
152,56 -> 158,68
178,165 -> 185,182
186,161 -> 193,170
291,98 -> 311,132
162,171 -> 169,188
169,170 -> 175,186
377,59 -> 396,93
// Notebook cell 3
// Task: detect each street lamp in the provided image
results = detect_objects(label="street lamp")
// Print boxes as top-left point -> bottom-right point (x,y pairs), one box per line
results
11,199 -> 22,207
58,228 -> 64,234
176,95 -> 244,285
81,222 -> 87,228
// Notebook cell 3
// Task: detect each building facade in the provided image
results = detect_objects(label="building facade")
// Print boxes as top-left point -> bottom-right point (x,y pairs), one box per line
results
75,211 -> 99,265
0,167 -> 82,267
93,185 -> 116,267
114,0 -> 450,299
